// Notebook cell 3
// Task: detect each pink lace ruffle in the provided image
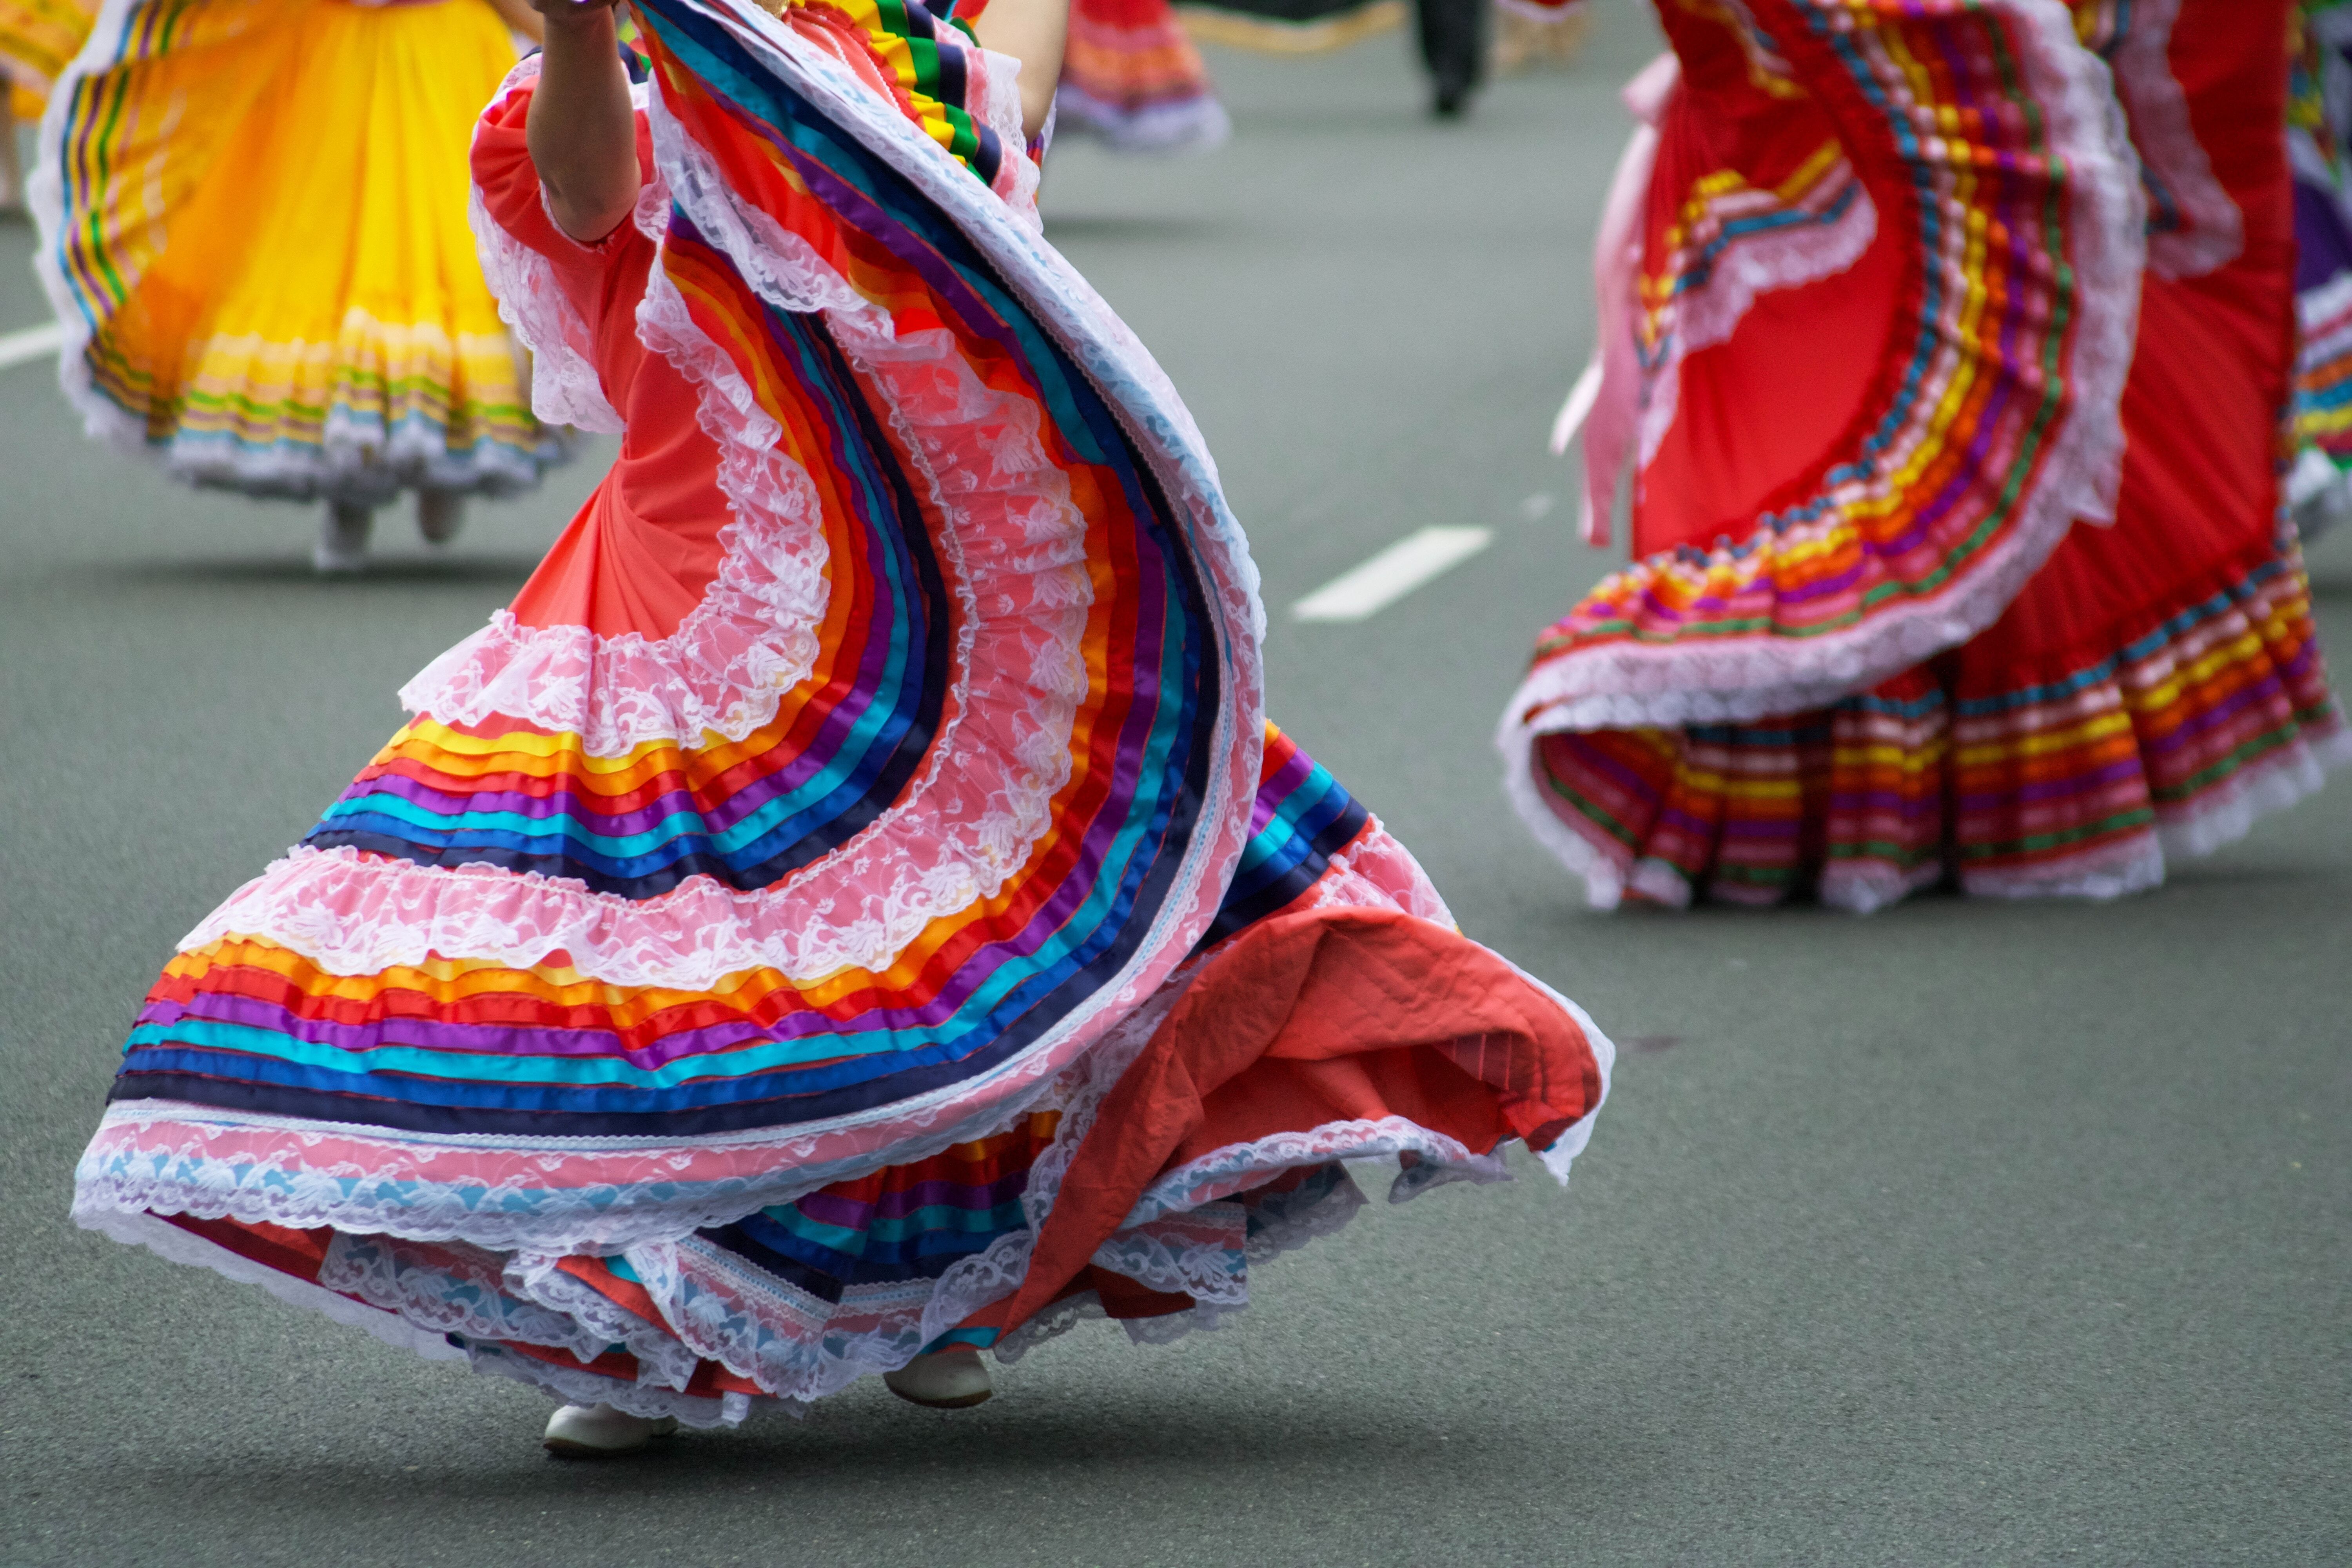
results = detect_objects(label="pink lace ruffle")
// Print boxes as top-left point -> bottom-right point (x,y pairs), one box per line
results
73,820 -> 1583,1417
2098,0 -> 2243,281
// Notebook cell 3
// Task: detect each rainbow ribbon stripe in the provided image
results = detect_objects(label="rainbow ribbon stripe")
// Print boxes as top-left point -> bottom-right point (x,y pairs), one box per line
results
1530,0 -> 2095,668
813,0 -> 1006,183
109,0 -> 1390,1158
0,0 -> 96,91
1532,541 -> 2340,905
1207,724 -> 1369,943
106,0 -> 1267,1140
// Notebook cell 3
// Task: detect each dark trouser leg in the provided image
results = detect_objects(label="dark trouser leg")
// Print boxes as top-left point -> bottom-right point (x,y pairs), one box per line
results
1415,0 -> 1487,117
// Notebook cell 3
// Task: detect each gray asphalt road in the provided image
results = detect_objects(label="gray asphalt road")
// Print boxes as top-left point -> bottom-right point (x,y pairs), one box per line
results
4,12 -> 2349,1564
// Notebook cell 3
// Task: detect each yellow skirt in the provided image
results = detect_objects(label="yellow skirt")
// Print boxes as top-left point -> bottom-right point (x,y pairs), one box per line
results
0,0 -> 94,96
34,0 -> 560,502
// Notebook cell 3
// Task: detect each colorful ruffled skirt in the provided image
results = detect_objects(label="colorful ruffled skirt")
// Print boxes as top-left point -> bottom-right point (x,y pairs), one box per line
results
30,0 -> 561,503
1504,0 -> 2348,913
1057,0 -> 1229,152
0,0 -> 93,100
71,0 -> 1610,1423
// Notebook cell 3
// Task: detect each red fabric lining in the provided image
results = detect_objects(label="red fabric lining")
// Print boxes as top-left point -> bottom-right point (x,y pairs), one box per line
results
1635,0 -> 1935,550
1635,1 -> 1906,555
969,906 -> 1601,1338
166,1213 -> 334,1287
145,905 -> 1602,1368
471,85 -> 733,641
1965,1 -> 2295,680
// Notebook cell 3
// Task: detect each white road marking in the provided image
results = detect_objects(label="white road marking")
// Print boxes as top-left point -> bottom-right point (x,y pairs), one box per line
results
1549,354 -> 1602,454
1292,524 -> 1494,623
0,321 -> 66,371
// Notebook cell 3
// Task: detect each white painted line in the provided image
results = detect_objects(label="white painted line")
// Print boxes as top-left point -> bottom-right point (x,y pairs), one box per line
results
1292,524 -> 1494,624
0,320 -> 66,371
1549,354 -> 1602,454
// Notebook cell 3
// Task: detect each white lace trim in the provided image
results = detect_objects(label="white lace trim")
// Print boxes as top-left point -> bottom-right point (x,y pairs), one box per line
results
1496,722 -> 1630,911
1497,0 -> 2145,751
687,0 -> 1246,613
965,41 -> 1046,229
73,1027 -> 1100,1252
2100,0 -> 2243,281
1633,164 -> 1879,473
501,1250 -> 706,1391
73,1206 -> 467,1365
1114,962 -> 1615,1227
79,991 -> 1606,1419
1304,817 -> 1458,926
991,1171 -> 1367,1368
651,1235 -> 946,1401
1245,1166 -> 1367,1262
397,305 -> 832,763
1087,1205 -> 1250,1305
465,1339 -> 761,1427
1961,830 -> 2165,902
2159,722 -> 2352,861
1123,1118 -> 1486,1231
209,314 -> 1088,992
1503,670 -> 2350,915
465,56 -> 646,434
317,1230 -> 615,1370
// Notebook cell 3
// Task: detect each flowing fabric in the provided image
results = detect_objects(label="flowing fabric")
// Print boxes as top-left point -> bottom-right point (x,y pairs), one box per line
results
1507,0 -> 2348,913
29,0 -> 562,503
0,0 -> 93,94
71,0 -> 1610,1424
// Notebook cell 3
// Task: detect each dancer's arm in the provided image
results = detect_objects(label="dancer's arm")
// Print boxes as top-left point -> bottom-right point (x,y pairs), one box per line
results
525,0 -> 642,242
969,0 -> 1071,141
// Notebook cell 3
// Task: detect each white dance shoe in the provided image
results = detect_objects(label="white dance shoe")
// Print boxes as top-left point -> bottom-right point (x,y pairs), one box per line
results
882,1348 -> 994,1410
542,1402 -> 680,1457
314,501 -> 374,573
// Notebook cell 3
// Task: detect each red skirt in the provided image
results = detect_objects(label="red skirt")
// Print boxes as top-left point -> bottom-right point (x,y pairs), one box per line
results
1505,0 -> 2346,911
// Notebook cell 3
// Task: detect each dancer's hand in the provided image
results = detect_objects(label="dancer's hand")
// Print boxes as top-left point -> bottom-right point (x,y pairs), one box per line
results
969,0 -> 1072,141
525,0 -> 643,241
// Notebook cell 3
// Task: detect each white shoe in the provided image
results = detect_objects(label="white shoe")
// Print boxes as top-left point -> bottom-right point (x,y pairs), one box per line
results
416,488 -> 465,545
541,1402 -> 680,1457
883,1348 -> 993,1410
314,501 -> 374,574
